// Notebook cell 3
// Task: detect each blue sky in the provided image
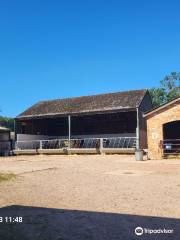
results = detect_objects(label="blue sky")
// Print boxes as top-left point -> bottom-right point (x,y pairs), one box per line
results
0,0 -> 180,117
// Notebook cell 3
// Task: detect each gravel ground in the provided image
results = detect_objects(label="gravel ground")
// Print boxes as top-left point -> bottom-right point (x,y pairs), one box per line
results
0,155 -> 180,240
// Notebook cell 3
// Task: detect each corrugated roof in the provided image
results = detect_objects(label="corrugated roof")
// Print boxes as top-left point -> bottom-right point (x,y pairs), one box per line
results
17,89 -> 148,119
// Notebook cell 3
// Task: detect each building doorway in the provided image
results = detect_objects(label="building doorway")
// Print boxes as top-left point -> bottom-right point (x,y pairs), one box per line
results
163,121 -> 180,156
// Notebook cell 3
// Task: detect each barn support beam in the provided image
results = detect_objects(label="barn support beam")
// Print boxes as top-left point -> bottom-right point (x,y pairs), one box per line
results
136,107 -> 140,150
14,120 -> 17,141
99,138 -> 104,154
68,115 -> 71,148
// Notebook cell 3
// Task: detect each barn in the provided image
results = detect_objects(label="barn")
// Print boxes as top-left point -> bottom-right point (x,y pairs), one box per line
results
14,89 -> 152,155
144,96 -> 180,159
0,126 -> 11,156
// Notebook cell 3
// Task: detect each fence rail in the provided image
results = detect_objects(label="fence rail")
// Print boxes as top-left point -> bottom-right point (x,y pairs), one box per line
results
70,138 -> 100,148
162,139 -> 180,155
15,137 -> 136,150
103,137 -> 136,148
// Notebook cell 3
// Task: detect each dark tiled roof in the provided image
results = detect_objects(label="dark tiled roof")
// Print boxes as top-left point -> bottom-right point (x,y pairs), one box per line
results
17,89 -> 147,119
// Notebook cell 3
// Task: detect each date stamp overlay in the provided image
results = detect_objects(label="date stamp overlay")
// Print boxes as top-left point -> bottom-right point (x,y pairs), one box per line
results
0,216 -> 23,224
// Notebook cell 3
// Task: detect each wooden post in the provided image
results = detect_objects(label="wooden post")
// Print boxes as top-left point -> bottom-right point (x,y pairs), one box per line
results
136,107 -> 140,150
100,138 -> 104,154
14,120 -> 17,141
68,115 -> 71,149
40,140 -> 43,149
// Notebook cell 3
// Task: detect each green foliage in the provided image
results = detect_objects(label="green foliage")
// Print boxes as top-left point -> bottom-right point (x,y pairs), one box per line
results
0,116 -> 14,131
150,72 -> 180,107
149,88 -> 165,107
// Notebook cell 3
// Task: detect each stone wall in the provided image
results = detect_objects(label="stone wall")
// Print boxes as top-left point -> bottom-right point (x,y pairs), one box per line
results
139,91 -> 153,149
146,100 -> 180,159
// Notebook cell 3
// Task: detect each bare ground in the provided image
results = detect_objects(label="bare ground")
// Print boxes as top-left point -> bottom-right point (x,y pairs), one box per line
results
0,155 -> 180,240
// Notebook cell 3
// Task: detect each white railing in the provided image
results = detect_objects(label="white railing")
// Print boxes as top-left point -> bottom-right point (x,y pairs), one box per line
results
15,137 -> 136,150
103,137 -> 136,148
15,139 -> 67,150
70,138 -> 100,148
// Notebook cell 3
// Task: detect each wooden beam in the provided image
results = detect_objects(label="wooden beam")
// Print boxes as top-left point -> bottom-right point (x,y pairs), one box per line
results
68,115 -> 71,148
136,108 -> 140,150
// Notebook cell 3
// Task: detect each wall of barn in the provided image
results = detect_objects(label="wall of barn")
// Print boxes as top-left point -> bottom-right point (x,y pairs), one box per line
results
0,132 -> 10,141
0,131 -> 11,156
17,134 -> 56,141
16,111 -> 137,139
139,92 -> 153,149
17,132 -> 136,141
146,100 -> 180,159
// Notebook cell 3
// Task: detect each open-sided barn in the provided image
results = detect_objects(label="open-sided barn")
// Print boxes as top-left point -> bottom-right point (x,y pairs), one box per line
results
14,89 -> 152,154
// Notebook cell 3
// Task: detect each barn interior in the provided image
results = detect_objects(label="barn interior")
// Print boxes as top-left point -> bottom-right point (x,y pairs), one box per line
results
16,110 -> 137,139
163,121 -> 180,140
163,120 -> 180,155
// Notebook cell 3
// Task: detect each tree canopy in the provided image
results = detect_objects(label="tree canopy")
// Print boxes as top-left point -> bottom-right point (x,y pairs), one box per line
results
150,72 -> 180,107
0,116 -> 14,131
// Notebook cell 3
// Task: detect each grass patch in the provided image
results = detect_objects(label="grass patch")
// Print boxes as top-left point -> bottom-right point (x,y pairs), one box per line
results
0,173 -> 16,183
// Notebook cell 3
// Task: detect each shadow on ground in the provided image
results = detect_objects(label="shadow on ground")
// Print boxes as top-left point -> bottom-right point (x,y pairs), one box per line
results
0,205 -> 179,240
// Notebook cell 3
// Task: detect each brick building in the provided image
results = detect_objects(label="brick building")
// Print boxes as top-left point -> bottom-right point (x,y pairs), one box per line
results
144,97 -> 180,159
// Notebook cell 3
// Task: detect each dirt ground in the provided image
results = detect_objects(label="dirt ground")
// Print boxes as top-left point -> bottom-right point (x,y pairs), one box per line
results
0,155 -> 180,240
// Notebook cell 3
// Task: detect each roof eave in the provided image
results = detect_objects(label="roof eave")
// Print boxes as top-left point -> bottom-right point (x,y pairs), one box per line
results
16,107 -> 137,120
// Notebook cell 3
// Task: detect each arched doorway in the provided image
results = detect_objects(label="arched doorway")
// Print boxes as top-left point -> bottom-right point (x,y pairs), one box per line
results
163,121 -> 180,156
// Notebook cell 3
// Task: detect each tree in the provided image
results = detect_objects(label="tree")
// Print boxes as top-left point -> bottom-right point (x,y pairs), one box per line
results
0,116 -> 14,131
150,72 -> 180,107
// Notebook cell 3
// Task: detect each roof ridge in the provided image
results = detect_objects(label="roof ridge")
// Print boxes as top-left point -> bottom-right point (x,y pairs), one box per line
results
38,89 -> 147,104
17,89 -> 148,118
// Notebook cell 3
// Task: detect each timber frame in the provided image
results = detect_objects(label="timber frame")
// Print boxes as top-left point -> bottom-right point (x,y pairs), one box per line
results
14,89 -> 153,154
